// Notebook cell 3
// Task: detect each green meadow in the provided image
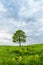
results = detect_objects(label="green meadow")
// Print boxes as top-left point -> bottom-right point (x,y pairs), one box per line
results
0,44 -> 43,65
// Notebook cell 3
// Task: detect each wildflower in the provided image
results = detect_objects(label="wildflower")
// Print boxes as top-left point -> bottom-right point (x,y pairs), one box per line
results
12,58 -> 15,61
18,56 -> 22,62
35,54 -> 39,58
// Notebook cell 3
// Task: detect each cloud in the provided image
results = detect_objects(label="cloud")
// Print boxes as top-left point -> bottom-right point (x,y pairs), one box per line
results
0,3 -> 7,12
0,0 -> 43,45
0,29 -> 12,44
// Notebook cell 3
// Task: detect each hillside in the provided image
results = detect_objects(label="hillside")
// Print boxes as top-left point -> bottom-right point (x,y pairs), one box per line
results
0,44 -> 43,65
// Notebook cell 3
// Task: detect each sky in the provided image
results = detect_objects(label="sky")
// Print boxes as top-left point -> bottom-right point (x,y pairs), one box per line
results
0,0 -> 43,45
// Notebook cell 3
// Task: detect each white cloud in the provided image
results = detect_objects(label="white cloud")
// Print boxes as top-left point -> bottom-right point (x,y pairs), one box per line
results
0,3 -> 7,12
19,0 -> 42,18
0,29 -> 12,44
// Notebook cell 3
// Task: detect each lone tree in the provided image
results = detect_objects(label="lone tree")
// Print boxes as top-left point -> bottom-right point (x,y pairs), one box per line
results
12,30 -> 26,46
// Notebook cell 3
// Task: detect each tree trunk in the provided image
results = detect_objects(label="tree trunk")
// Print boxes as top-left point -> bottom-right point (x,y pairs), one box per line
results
19,41 -> 21,46
19,36 -> 21,46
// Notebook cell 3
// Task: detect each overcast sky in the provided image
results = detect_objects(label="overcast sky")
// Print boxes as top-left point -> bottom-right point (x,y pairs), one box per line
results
0,0 -> 43,45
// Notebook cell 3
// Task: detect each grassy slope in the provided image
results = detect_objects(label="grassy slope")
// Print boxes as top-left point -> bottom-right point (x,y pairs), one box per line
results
0,44 -> 43,65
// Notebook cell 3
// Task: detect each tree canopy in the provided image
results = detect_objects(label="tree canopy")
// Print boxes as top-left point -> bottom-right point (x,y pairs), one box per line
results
12,30 -> 26,46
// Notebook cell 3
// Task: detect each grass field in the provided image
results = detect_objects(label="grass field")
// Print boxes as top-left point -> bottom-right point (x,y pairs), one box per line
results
0,44 -> 43,65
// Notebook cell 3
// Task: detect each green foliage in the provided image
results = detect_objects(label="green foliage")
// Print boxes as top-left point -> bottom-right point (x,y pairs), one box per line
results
0,44 -> 43,65
12,30 -> 26,46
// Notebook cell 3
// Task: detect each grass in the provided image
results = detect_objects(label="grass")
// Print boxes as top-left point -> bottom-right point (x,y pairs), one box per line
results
0,44 -> 43,65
